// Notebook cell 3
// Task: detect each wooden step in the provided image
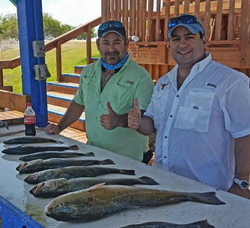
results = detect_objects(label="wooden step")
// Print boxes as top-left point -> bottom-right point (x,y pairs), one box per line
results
47,91 -> 73,108
61,73 -> 80,83
46,82 -> 78,95
74,66 -> 85,74
47,104 -> 85,131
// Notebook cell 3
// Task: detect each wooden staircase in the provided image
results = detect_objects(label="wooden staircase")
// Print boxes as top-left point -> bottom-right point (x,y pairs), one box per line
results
46,65 -> 86,131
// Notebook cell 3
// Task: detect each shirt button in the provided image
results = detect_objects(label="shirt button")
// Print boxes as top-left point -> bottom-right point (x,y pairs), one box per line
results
164,136 -> 167,138
176,95 -> 179,97
164,156 -> 167,159
170,115 -> 173,118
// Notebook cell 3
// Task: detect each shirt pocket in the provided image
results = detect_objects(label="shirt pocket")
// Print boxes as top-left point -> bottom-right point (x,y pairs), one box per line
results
153,90 -> 170,129
174,89 -> 215,132
82,78 -> 95,104
109,84 -> 135,114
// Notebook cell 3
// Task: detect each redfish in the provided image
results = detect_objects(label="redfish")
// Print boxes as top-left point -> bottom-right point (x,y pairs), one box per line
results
17,158 -> 114,174
3,136 -> 64,145
24,167 -> 135,184
19,151 -> 95,161
30,176 -> 159,198
121,220 -> 214,228
45,184 -> 225,222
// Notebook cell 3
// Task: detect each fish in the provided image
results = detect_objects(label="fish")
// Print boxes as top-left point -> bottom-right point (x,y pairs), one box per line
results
3,136 -> 64,145
2,144 -> 79,155
30,176 -> 159,198
120,220 -> 214,228
45,184 -> 225,222
19,151 -> 95,161
24,167 -> 135,184
17,158 -> 115,174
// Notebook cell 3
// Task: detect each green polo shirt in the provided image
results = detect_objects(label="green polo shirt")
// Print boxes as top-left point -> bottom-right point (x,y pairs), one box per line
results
74,57 -> 154,161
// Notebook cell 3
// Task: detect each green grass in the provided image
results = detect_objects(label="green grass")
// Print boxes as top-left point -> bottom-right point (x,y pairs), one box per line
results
0,41 -> 100,94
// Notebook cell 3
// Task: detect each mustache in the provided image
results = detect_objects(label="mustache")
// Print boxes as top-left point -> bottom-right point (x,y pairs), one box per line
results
105,51 -> 119,56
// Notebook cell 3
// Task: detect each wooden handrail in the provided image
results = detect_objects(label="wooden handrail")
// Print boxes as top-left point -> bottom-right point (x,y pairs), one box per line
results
0,17 -> 101,86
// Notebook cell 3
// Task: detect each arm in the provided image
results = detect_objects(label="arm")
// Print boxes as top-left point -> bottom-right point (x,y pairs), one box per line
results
128,98 -> 155,135
228,134 -> 250,199
45,100 -> 84,134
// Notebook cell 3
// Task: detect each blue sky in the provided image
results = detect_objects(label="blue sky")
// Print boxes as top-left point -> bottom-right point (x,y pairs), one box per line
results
0,0 -> 101,27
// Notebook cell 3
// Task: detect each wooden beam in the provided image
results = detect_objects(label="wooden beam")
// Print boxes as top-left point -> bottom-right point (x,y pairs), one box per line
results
0,90 -> 31,112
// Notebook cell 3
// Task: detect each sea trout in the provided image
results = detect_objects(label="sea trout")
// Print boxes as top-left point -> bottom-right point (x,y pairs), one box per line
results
30,176 -> 159,198
2,144 -> 79,155
45,184 -> 225,222
17,158 -> 115,174
120,220 -> 214,228
24,167 -> 135,184
3,136 -> 64,145
19,151 -> 95,161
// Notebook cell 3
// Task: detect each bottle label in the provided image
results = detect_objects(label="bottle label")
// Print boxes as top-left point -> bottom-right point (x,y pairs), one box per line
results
24,115 -> 36,124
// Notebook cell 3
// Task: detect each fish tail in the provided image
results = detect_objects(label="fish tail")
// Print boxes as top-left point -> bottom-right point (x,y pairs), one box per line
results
190,192 -> 225,205
138,176 -> 159,185
69,145 -> 79,150
101,159 -> 115,165
119,169 -> 135,175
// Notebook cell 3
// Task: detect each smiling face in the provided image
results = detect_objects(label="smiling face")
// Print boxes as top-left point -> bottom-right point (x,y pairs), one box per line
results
96,32 -> 129,65
170,26 -> 206,71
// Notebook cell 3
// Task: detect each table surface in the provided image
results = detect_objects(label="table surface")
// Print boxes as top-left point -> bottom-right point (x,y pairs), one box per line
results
0,124 -> 250,228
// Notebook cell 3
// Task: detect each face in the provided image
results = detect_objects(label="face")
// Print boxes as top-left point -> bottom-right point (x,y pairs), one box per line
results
170,26 -> 206,70
96,32 -> 129,65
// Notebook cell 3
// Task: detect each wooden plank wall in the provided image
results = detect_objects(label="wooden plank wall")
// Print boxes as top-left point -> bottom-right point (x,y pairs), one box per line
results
101,0 -> 250,80
101,0 -> 247,42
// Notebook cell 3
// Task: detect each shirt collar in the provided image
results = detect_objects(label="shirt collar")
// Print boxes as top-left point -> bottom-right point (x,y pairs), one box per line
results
168,52 -> 212,80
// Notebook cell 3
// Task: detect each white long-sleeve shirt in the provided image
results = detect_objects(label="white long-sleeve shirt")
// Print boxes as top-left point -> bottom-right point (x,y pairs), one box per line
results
145,53 -> 250,190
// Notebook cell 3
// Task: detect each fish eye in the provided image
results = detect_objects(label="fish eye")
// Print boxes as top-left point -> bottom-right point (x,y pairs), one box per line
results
43,188 -> 48,192
34,176 -> 38,180
58,202 -> 65,208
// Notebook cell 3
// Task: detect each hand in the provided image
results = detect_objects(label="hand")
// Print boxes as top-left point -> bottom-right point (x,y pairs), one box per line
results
128,98 -> 141,130
100,102 -> 119,130
228,183 -> 250,199
44,123 -> 62,135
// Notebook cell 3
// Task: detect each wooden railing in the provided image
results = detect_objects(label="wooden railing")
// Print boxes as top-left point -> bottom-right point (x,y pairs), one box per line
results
0,17 -> 101,90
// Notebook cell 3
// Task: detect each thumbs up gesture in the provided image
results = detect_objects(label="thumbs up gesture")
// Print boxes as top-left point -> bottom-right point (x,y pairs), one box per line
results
128,98 -> 141,130
100,102 -> 119,130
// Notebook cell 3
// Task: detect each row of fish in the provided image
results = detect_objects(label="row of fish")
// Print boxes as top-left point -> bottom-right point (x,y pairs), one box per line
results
1,136 -> 223,226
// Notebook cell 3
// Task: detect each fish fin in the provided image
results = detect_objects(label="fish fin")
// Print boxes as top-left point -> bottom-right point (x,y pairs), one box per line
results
83,152 -> 95,156
101,159 -> 115,165
69,145 -> 79,150
190,192 -> 225,205
120,169 -> 135,175
138,176 -> 159,185
57,140 -> 64,144
87,182 -> 106,191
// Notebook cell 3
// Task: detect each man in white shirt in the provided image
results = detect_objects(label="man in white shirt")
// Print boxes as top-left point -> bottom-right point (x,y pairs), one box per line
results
128,14 -> 250,199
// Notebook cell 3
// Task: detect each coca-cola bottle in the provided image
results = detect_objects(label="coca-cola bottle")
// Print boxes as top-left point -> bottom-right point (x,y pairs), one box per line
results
24,103 -> 36,136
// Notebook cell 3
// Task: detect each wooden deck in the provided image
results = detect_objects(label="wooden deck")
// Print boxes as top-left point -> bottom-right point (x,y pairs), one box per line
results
0,110 -> 87,144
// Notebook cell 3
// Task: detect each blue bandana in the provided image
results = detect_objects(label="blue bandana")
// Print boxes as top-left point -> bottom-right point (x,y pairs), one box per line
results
101,53 -> 129,70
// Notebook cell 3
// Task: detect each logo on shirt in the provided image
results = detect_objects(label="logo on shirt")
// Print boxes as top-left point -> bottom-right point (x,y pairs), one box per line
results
161,82 -> 170,89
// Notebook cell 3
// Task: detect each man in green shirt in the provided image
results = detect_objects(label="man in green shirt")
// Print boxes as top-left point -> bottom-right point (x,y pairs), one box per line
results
45,20 -> 154,161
